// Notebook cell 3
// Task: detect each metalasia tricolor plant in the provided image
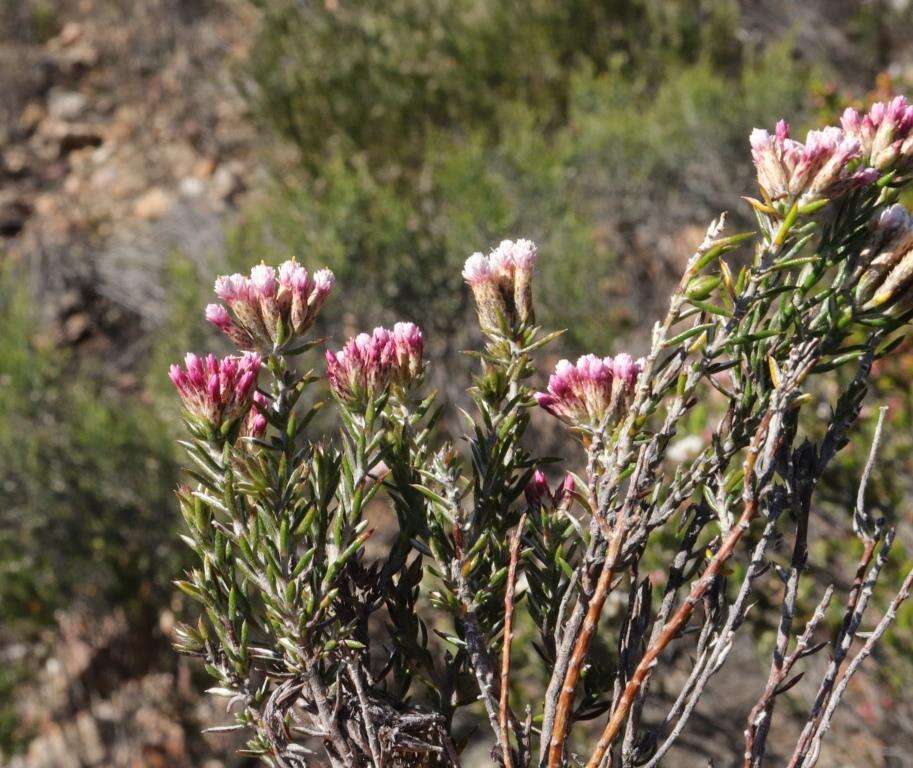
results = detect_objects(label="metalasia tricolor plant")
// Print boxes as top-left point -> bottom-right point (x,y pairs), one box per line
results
170,97 -> 913,768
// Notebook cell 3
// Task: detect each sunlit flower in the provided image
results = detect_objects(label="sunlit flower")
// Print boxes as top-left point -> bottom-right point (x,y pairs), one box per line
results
169,352 -> 261,435
206,302 -> 253,349
535,353 -> 643,429
841,95 -> 913,171
463,238 -> 538,330
750,120 -> 875,203
326,324 -> 424,409
208,260 -> 335,352
388,321 -> 423,384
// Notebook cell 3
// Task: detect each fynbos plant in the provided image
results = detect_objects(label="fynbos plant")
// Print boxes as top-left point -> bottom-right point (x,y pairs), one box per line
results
171,98 -> 913,767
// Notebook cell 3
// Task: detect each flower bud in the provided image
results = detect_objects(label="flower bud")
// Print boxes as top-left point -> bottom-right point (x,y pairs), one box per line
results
250,264 -> 278,298
609,352 -> 642,415
463,238 -> 538,331
524,469 -> 552,506
463,252 -> 506,330
389,322 -> 424,385
244,390 -> 270,439
206,303 -> 254,348
842,95 -> 913,172
511,239 -> 537,323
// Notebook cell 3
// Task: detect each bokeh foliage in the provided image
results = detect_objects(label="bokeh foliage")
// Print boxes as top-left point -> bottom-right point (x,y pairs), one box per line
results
0,268 -> 180,634
236,0 -> 815,363
0,266 -> 184,751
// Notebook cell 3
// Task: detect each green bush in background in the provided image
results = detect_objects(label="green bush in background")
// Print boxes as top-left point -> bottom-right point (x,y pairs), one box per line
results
0,268 -> 184,752
0,269 -> 181,635
237,0 -> 814,362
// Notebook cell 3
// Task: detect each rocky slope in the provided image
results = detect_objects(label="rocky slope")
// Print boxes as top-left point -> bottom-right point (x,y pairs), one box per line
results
1,1 -> 260,765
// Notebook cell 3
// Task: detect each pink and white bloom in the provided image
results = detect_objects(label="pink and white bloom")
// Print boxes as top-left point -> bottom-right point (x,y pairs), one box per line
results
463,251 -> 505,330
506,238 -> 537,324
463,238 -> 538,329
208,259 -> 335,351
326,323 -> 424,409
169,352 -> 262,433
250,264 -> 278,298
749,120 -> 875,203
841,95 -> 913,171
535,353 -> 643,429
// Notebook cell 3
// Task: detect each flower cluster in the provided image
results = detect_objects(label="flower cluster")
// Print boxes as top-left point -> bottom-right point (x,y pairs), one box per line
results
857,204 -> 913,310
169,352 -> 262,434
207,259 -> 335,352
842,95 -> 913,171
535,353 -> 643,429
749,120 -> 876,204
463,238 -> 537,330
325,322 -> 424,409
167,97 -> 913,768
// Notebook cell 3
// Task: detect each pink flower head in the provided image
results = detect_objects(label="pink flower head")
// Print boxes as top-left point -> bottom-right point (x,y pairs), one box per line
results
325,330 -> 385,408
511,239 -> 538,271
611,353 -> 641,387
214,273 -> 252,303
507,238 -> 537,323
278,259 -> 310,296
463,238 -> 538,329
535,353 -> 643,429
326,323 -> 424,409
750,120 -> 873,203
842,95 -> 913,171
208,259 -> 335,352
464,251 -> 507,330
309,269 -> 335,315
206,302 -> 253,348
170,352 -> 261,435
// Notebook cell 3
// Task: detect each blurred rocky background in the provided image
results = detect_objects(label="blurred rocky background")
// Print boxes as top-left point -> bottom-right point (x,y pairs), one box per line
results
4,1 -> 913,766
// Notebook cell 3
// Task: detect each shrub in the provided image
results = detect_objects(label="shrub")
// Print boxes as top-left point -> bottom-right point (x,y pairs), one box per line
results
172,96 -> 913,766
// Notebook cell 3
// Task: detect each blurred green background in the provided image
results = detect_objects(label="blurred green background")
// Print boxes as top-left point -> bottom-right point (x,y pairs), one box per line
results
3,0 -> 913,765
